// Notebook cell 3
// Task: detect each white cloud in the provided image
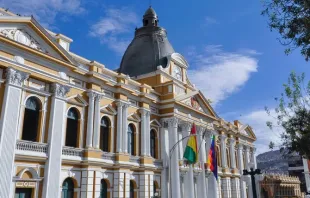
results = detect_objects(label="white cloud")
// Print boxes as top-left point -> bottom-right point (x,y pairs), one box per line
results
0,0 -> 85,27
187,46 -> 258,106
89,7 -> 139,55
205,16 -> 218,25
240,109 -> 283,155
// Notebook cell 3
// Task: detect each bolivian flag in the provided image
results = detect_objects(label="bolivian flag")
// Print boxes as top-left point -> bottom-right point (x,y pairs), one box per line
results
183,124 -> 198,164
207,135 -> 218,180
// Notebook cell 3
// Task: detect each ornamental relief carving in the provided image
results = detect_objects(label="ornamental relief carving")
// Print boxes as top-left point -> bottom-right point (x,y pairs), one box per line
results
51,83 -> 70,98
0,28 -> 48,53
6,67 -> 29,86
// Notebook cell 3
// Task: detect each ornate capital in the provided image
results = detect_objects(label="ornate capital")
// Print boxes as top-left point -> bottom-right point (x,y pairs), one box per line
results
167,117 -> 179,128
51,83 -> 70,98
219,134 -> 227,142
196,126 -> 205,136
228,138 -> 236,146
139,108 -> 150,117
181,122 -> 192,132
115,101 -> 125,107
237,143 -> 244,150
6,67 -> 29,86
87,91 -> 96,100
94,93 -> 103,102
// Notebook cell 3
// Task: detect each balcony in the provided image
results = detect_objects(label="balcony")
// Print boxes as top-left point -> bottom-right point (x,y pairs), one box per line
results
62,146 -> 84,161
15,140 -> 48,158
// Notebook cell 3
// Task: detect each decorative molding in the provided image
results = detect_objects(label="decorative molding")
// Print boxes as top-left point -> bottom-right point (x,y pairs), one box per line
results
0,28 -> 48,53
167,117 -> 179,128
50,83 -> 70,98
6,67 -> 29,86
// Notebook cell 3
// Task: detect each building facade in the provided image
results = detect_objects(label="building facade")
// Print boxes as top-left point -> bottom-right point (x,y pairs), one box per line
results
0,7 -> 257,198
288,154 -> 310,194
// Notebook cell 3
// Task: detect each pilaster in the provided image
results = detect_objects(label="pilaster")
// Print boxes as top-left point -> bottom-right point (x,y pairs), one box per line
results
140,108 -> 150,156
86,91 -> 95,148
221,177 -> 232,198
122,103 -> 129,153
43,83 -> 70,198
0,67 -> 29,198
116,102 -> 123,153
231,177 -> 241,198
229,137 -> 236,169
220,134 -> 228,169
237,144 -> 247,198
197,126 -> 207,198
93,94 -> 102,149
160,120 -> 169,198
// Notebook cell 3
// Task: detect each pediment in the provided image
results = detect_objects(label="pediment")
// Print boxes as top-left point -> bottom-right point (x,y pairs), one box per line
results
239,124 -> 256,140
150,119 -> 161,127
67,94 -> 88,106
128,113 -> 141,122
100,104 -> 117,115
0,17 -> 74,63
176,91 -> 217,118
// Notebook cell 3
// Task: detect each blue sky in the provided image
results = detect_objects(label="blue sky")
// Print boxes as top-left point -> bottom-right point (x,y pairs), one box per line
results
2,0 -> 309,154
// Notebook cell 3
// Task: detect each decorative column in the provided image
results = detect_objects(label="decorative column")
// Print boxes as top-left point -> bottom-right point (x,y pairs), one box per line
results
229,137 -> 236,169
197,126 -> 207,198
146,111 -> 151,156
0,68 -> 29,198
93,94 -> 102,149
160,120 -> 169,198
43,83 -> 70,198
250,147 -> 257,169
140,108 -> 150,156
167,117 -> 181,198
220,134 -> 228,169
86,91 -> 95,148
182,122 -> 195,198
116,102 -> 123,153
122,103 -> 129,153
218,176 -> 222,198
245,146 -> 250,170
237,144 -> 247,198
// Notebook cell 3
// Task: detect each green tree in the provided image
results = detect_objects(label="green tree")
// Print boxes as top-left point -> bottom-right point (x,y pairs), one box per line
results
266,71 -> 310,158
262,0 -> 310,60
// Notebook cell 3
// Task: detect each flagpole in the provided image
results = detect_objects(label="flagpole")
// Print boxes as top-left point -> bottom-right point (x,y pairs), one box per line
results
168,131 -> 207,198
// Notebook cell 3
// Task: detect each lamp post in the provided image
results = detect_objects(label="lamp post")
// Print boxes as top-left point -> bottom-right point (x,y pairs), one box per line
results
243,164 -> 261,198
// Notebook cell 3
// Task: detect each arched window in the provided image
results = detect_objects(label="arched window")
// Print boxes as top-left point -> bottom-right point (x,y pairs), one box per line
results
100,117 -> 110,152
62,178 -> 74,198
100,179 -> 108,198
22,97 -> 41,142
65,108 -> 79,147
130,180 -> 135,198
150,129 -> 156,158
128,124 -> 135,155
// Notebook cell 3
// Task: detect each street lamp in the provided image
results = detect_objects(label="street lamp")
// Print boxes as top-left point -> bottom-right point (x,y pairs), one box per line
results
243,162 -> 262,198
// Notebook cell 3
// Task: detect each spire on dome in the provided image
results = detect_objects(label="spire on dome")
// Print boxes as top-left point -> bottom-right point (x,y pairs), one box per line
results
143,6 -> 158,27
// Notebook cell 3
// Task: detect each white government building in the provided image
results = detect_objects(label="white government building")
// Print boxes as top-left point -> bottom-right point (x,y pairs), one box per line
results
0,6 -> 258,198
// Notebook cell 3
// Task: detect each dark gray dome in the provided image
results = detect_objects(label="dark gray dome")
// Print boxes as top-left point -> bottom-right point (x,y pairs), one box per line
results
119,7 -> 175,77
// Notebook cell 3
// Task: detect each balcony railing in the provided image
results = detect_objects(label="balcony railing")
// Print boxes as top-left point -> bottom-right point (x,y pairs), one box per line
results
129,156 -> 140,163
16,140 -> 48,154
62,147 -> 84,157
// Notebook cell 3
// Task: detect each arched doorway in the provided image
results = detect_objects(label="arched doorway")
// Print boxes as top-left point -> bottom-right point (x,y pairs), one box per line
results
129,180 -> 137,198
62,178 -> 74,198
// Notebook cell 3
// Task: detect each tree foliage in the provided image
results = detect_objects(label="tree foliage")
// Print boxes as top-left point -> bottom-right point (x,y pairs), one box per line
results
262,0 -> 310,60
266,71 -> 310,158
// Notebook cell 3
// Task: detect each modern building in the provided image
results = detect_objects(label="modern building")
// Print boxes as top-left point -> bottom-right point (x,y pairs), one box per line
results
0,7 -> 257,198
287,153 -> 310,194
